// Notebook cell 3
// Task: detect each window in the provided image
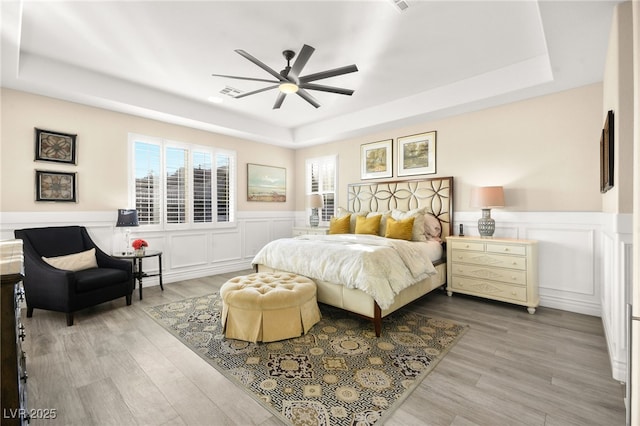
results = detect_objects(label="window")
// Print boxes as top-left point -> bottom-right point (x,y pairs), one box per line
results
129,133 -> 236,227
306,155 -> 337,223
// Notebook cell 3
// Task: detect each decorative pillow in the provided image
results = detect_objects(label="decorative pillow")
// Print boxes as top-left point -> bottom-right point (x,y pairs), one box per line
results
42,248 -> 98,271
424,214 -> 443,242
337,207 -> 367,233
355,215 -> 382,235
390,208 -> 428,242
385,216 -> 415,240
329,214 -> 351,234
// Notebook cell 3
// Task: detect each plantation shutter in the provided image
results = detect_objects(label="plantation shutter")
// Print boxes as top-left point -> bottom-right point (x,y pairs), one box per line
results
134,141 -> 161,225
306,155 -> 337,223
216,151 -> 235,222
166,146 -> 188,224
193,150 -> 213,223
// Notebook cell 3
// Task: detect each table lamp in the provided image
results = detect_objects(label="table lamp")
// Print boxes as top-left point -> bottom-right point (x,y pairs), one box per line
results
470,186 -> 504,237
308,194 -> 324,227
115,209 -> 139,254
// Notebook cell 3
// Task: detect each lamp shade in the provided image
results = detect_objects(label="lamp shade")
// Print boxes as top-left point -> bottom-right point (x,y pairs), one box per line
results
116,209 -> 139,227
308,194 -> 324,209
470,186 -> 505,208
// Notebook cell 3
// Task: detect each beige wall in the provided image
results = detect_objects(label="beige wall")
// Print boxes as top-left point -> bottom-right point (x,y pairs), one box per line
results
1,83 -> 604,216
0,88 -> 295,212
295,83 -> 604,213
603,0 -> 634,214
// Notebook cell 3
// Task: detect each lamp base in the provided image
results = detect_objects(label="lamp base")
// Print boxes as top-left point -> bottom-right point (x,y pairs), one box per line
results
309,208 -> 319,227
477,208 -> 495,237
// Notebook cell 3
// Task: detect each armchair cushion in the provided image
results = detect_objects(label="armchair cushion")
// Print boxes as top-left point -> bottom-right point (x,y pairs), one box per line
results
75,267 -> 129,293
42,248 -> 98,272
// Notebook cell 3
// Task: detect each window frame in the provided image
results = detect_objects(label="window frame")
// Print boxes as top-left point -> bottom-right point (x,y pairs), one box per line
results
128,133 -> 236,230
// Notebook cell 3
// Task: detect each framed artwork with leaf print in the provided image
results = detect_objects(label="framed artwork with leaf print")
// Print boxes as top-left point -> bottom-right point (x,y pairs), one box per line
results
35,128 -> 77,164
35,170 -> 77,202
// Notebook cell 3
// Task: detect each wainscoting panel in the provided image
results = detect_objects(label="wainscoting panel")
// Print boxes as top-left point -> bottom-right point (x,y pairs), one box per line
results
209,229 -> 243,264
244,220 -> 273,259
170,233 -> 210,269
2,209 -> 630,382
528,228 -> 596,295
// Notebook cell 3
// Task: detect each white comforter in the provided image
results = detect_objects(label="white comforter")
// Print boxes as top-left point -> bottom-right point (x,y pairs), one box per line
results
251,234 -> 438,309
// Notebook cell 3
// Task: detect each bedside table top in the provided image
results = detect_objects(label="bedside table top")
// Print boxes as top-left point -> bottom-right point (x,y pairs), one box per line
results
446,235 -> 537,244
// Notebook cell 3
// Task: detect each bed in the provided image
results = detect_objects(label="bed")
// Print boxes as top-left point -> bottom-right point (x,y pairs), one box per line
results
253,176 -> 454,336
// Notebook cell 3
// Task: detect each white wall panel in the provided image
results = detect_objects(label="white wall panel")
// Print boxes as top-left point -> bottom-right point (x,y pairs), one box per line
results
170,233 -> 208,269
529,228 -> 595,295
211,229 -> 243,263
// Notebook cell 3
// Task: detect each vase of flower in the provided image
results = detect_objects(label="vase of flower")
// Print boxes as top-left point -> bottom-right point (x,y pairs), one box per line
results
132,239 -> 148,256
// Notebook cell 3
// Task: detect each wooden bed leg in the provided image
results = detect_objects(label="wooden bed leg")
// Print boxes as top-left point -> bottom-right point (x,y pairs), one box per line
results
373,302 -> 382,337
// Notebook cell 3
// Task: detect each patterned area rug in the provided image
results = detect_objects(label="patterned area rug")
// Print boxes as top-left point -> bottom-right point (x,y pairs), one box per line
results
146,292 -> 467,426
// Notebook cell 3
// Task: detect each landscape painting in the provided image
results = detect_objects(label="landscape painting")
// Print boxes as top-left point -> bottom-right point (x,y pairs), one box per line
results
247,163 -> 286,202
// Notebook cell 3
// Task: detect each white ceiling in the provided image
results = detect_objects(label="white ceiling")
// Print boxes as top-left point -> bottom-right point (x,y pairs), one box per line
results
1,0 -> 620,148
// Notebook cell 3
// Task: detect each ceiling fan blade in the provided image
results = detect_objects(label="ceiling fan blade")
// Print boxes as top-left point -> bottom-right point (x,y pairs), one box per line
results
273,92 -> 286,109
299,83 -> 354,96
299,64 -> 359,83
211,73 -> 279,84
235,49 -> 287,82
234,85 -> 279,99
289,44 -> 315,82
296,89 -> 321,109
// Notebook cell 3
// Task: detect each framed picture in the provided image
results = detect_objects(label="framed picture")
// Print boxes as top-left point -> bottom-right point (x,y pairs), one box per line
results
35,128 -> 77,164
600,110 -> 614,193
35,170 -> 77,202
361,139 -> 392,180
247,163 -> 286,202
397,131 -> 436,176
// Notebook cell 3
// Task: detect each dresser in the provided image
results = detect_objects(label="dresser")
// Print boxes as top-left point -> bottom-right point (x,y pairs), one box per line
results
446,236 -> 539,314
292,226 -> 330,237
1,240 -> 28,425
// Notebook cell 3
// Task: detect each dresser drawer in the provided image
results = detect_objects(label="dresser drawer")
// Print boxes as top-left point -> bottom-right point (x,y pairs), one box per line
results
450,241 -> 485,251
450,250 -> 527,270
450,277 -> 527,302
451,263 -> 527,285
486,243 -> 526,256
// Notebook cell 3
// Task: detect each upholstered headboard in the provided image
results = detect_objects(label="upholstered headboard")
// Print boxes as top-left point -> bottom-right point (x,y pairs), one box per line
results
347,177 -> 454,237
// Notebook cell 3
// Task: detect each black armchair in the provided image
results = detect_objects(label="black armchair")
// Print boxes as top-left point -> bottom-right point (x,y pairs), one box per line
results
14,226 -> 134,326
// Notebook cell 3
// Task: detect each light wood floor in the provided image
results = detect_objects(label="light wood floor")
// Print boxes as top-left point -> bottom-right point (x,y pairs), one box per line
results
22,270 -> 626,425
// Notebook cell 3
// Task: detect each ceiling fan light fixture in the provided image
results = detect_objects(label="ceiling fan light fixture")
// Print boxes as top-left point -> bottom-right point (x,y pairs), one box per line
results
279,82 -> 299,94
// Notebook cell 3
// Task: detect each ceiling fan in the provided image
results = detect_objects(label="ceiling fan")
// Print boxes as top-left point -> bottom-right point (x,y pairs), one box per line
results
212,44 -> 358,109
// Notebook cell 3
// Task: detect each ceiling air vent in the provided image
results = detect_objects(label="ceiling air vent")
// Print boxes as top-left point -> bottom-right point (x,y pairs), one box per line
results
219,86 -> 243,98
388,0 -> 409,12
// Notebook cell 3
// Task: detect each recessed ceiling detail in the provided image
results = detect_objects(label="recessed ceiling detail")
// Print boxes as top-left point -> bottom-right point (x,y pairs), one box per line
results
0,1 -> 618,147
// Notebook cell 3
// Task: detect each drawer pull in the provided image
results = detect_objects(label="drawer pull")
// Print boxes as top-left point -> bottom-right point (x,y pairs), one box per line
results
504,248 -> 510,252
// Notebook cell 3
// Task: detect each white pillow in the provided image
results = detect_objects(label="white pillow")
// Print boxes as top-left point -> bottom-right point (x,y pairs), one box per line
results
424,214 -> 443,242
390,208 -> 428,242
42,248 -> 98,271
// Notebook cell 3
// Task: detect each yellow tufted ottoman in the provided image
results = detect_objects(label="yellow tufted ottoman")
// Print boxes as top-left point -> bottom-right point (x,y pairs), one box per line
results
220,272 -> 321,343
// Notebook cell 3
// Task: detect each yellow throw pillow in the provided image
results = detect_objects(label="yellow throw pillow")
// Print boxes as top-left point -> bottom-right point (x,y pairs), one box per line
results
355,214 -> 381,235
385,216 -> 415,240
329,214 -> 351,234
42,248 -> 98,271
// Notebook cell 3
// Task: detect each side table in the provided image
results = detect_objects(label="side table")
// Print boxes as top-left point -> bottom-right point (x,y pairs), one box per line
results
114,250 -> 163,300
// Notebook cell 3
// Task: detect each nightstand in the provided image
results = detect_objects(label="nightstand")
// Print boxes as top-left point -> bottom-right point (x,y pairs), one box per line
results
446,236 -> 539,314
292,226 -> 330,237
